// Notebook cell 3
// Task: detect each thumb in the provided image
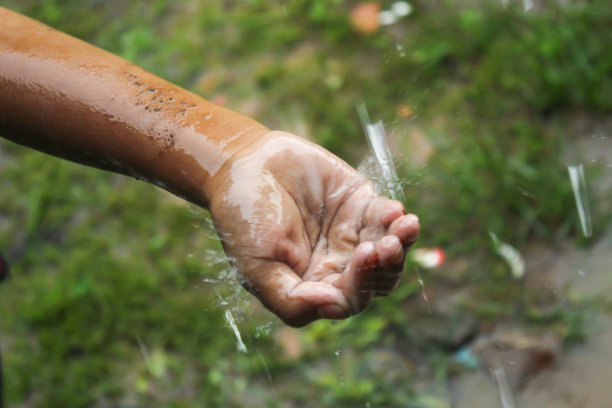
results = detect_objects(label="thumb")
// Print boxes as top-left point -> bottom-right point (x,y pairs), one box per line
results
240,259 -> 351,327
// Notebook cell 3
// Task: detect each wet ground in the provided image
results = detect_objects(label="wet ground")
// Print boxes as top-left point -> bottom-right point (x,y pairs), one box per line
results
452,238 -> 612,408
451,124 -> 612,408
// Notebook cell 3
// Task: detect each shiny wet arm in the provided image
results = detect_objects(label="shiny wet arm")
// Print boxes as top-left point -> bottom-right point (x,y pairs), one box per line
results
0,7 -> 268,207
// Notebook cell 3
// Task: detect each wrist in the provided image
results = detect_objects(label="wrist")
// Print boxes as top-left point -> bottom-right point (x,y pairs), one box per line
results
199,124 -> 271,207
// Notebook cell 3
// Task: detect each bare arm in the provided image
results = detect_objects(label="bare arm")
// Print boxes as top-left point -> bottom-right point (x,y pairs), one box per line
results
0,6 -> 267,207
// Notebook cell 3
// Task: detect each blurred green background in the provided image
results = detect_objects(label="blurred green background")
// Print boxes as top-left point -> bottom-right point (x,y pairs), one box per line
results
1,0 -> 611,407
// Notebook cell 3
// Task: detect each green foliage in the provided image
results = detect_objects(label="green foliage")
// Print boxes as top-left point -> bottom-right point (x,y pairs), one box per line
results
1,0 -> 611,406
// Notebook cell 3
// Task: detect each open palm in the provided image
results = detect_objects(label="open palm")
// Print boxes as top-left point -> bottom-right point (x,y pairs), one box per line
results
210,131 -> 419,326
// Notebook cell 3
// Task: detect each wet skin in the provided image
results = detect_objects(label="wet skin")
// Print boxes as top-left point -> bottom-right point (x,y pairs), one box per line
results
0,7 -> 420,326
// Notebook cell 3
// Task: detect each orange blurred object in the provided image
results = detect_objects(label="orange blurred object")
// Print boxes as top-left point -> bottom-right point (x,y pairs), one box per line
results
396,104 -> 414,119
276,327 -> 304,360
408,129 -> 436,166
350,2 -> 381,35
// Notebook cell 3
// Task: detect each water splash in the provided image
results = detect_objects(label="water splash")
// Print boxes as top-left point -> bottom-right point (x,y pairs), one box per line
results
256,347 -> 273,382
197,212 -> 279,354
203,246 -> 253,316
202,244 -> 250,354
136,336 -> 153,375
355,103 -> 432,315
207,275 -> 251,353
356,103 -> 405,202
224,308 -> 247,353
491,365 -> 517,408
333,348 -> 346,386
568,164 -> 593,238
415,268 -> 432,313
489,232 -> 525,279
254,320 -> 274,339
396,43 -> 406,58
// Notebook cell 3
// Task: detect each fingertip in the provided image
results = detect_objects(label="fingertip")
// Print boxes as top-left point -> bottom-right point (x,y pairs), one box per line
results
405,214 -> 421,242
317,304 -> 350,320
379,234 -> 401,249
379,200 -> 405,227
358,241 -> 376,257
389,213 -> 420,244
404,213 -> 419,226
377,235 -> 403,265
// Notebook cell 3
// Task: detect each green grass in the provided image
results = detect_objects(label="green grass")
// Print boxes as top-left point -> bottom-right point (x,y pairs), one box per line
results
1,0 -> 611,406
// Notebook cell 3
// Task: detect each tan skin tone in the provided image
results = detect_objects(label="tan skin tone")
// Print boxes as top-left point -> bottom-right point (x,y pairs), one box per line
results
0,7 -> 420,327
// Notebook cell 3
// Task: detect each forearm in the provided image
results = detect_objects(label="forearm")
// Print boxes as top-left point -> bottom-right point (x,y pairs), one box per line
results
0,7 -> 268,207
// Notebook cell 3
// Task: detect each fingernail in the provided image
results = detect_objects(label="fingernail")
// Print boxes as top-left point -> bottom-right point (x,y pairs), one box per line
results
363,241 -> 376,254
381,235 -> 400,249
405,214 -> 419,226
317,304 -> 347,320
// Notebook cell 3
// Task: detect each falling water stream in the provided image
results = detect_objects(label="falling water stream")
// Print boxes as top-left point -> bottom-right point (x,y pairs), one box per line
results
356,103 -> 406,202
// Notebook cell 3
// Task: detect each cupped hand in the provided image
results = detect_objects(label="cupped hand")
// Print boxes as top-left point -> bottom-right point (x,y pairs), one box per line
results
209,131 -> 420,327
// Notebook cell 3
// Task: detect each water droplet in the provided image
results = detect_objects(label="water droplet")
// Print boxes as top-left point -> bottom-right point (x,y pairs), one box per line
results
415,269 -> 432,313
379,10 -> 398,26
255,321 -> 274,338
491,365 -> 517,408
391,1 -> 412,17
490,232 -> 525,279
396,43 -> 406,57
568,164 -> 593,238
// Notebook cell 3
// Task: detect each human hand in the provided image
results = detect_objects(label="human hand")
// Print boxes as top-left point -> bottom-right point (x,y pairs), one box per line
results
209,131 -> 420,327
